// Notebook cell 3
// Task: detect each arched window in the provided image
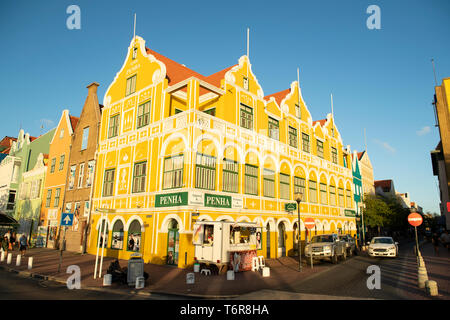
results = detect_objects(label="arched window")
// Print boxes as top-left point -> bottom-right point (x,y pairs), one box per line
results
111,220 -> 124,250
127,220 -> 142,252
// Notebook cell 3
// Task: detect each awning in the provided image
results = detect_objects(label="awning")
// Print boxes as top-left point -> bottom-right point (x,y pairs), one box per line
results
0,212 -> 19,226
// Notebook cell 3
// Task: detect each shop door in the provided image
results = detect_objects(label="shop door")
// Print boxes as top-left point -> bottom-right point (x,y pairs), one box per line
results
167,228 -> 179,265
278,223 -> 286,257
266,224 -> 271,259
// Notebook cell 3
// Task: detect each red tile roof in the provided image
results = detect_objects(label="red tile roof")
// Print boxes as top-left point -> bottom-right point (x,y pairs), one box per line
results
357,151 -> 365,161
145,47 -> 232,96
313,119 -> 327,127
374,180 -> 392,191
204,65 -> 236,88
69,115 -> 80,131
265,88 -> 291,105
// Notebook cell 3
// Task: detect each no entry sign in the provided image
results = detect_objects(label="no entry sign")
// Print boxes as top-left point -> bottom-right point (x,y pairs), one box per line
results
304,218 -> 315,229
408,213 -> 423,227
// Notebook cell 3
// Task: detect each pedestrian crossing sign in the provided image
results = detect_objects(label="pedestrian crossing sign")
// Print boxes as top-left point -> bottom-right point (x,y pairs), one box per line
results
60,213 -> 74,226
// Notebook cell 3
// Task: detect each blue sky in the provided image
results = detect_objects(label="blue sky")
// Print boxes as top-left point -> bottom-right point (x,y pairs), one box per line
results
1,0 -> 449,214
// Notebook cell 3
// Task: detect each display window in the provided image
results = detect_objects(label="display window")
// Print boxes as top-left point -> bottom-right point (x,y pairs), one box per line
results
127,220 -> 141,252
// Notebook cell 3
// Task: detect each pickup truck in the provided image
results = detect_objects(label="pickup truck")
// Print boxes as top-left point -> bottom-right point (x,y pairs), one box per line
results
304,233 -> 347,264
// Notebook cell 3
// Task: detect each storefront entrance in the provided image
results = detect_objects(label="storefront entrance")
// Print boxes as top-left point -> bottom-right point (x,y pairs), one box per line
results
166,219 -> 179,266
278,222 -> 286,257
266,223 -> 271,259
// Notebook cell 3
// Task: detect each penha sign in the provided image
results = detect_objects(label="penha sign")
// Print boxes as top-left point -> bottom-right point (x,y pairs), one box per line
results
155,192 -> 188,207
204,193 -> 232,208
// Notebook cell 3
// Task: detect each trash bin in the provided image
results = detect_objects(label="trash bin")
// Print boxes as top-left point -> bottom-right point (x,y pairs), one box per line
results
127,253 -> 144,286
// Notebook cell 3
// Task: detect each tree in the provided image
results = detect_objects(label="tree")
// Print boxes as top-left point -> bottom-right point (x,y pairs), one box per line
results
362,194 -> 391,235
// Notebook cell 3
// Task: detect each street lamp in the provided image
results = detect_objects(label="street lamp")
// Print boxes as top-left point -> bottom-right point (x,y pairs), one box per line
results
294,191 -> 303,272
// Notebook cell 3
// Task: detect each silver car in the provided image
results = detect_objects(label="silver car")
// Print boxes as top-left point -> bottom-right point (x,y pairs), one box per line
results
367,237 -> 398,258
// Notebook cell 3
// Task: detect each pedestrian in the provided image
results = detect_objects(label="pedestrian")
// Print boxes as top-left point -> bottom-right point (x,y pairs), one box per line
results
1,235 -> 9,257
431,232 -> 440,256
440,230 -> 450,251
10,231 -> 16,251
19,234 -> 28,256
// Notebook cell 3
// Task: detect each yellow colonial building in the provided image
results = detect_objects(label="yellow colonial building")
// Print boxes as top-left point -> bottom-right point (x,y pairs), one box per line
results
86,36 -> 357,268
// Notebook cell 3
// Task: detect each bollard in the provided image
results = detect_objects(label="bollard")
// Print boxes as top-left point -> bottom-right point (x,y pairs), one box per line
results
186,272 -> 195,284
193,263 -> 200,273
28,257 -> 33,270
16,254 -> 21,266
0,251 -> 4,262
226,270 -> 235,280
135,276 -> 145,289
418,265 -> 429,288
425,280 -> 438,296
7,253 -> 12,264
103,274 -> 112,286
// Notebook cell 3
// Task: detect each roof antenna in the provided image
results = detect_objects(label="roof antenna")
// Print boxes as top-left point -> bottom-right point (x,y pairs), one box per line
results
330,93 -> 335,137
246,28 -> 250,78
431,58 -> 437,87
133,13 -> 136,41
297,68 -> 301,118
364,127 -> 367,152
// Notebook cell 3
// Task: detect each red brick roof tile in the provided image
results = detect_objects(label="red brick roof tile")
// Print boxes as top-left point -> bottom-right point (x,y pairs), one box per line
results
265,88 -> 291,106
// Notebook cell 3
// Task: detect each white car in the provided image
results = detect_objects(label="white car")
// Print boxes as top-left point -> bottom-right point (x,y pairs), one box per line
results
367,237 -> 398,258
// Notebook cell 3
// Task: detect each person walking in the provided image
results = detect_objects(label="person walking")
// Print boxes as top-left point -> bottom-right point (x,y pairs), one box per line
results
1,235 -> 9,257
440,230 -> 450,251
431,232 -> 440,256
19,234 -> 28,256
10,231 -> 16,251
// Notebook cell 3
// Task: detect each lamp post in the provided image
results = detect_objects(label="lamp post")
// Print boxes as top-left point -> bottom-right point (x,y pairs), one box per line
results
295,192 -> 303,272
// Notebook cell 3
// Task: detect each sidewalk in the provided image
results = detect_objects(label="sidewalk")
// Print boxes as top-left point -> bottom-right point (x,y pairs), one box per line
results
0,247 -> 331,299
395,240 -> 450,300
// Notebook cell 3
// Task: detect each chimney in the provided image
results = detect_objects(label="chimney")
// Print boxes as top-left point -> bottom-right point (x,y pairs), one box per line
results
87,82 -> 100,94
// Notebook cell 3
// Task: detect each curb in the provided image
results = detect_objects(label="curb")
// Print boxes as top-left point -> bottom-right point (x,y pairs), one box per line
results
0,264 -> 239,299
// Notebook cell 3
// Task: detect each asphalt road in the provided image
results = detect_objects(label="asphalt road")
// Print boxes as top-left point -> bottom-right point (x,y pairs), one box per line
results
285,241 -> 427,299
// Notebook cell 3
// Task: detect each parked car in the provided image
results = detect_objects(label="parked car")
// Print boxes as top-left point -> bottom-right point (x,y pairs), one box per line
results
305,234 -> 347,264
367,237 -> 398,258
339,234 -> 357,256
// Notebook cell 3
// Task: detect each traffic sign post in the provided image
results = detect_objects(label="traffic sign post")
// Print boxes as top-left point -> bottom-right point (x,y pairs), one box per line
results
304,218 -> 315,269
408,212 -> 423,261
58,213 -> 74,273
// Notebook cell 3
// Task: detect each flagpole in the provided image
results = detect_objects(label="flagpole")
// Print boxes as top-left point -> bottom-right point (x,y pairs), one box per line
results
247,28 -> 249,78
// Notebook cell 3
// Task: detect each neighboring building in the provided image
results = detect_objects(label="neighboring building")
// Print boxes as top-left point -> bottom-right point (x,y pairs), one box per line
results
1,128 -> 55,228
40,110 -> 78,248
86,36 -> 357,268
375,179 -> 396,198
351,150 -> 364,243
63,82 -> 103,253
0,136 -> 17,162
396,192 -> 411,209
0,131 -> 36,216
14,152 -> 48,238
357,150 -> 375,196
410,202 -> 423,214
430,77 -> 450,229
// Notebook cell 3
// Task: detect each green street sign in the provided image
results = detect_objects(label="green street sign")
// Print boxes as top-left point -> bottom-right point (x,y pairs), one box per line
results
285,203 -> 297,212
155,192 -> 188,207
205,193 -> 232,208
344,210 -> 356,217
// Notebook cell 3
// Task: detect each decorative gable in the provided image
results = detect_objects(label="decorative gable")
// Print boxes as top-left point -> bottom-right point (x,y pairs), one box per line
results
103,36 -> 167,107
224,56 -> 264,99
